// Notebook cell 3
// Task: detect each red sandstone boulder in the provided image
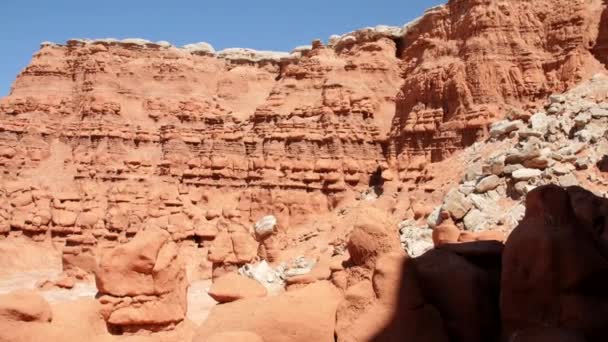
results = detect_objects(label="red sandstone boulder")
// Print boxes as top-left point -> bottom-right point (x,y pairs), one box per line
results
208,273 -> 267,303
432,213 -> 460,246
347,209 -> 401,268
193,281 -> 341,342
95,227 -> 188,332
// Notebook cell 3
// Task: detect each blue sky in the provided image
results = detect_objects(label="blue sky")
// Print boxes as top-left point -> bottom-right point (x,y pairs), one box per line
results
0,0 -> 443,96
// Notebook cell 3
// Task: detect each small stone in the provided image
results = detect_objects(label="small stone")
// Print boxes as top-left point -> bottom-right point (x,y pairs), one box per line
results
462,165 -> 483,182
549,95 -> 565,104
512,168 -> 542,181
254,215 -> 277,239
517,129 -> 543,139
522,156 -> 551,170
475,175 -> 501,193
426,206 -> 443,229
589,107 -> 608,118
558,142 -> 585,156
575,157 -> 590,170
490,120 -> 523,138
482,156 -> 505,176
442,188 -> 473,220
551,163 -> 574,176
463,209 -> 490,232
513,181 -> 528,196
547,104 -> 561,115
504,164 -> 524,174
530,112 -> 550,134
558,174 -> 579,187
574,112 -> 591,128
458,182 -> 476,196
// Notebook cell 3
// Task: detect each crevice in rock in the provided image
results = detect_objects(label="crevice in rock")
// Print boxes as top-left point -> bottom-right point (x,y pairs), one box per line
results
593,1 -> 608,67
369,166 -> 384,196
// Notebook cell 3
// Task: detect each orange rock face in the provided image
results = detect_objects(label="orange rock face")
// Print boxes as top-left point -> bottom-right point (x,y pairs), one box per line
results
0,1 -> 605,260
391,0 -> 607,166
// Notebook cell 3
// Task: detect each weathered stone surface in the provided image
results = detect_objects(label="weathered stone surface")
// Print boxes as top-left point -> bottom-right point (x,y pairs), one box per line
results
95,227 -> 188,330
442,188 -> 473,220
475,175 -> 501,193
512,168 -> 542,181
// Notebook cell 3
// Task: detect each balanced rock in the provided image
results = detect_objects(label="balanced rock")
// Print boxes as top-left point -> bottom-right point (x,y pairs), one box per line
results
95,227 -> 188,332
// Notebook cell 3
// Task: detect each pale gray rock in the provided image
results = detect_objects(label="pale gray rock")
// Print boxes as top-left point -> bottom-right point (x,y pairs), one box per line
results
217,48 -> 290,62
505,145 -> 541,165
463,209 -> 490,232
517,129 -> 543,140
442,188 -> 472,220
490,120 -> 523,138
182,42 -> 215,55
254,215 -> 277,239
574,112 -> 591,128
512,168 -> 542,181
482,156 -> 506,176
458,182 -> 477,196
475,175 -> 501,193
557,142 -> 585,156
558,174 -> 579,187
549,95 -> 566,104
426,205 -> 443,229
504,164 -> 524,174
399,223 -> 433,257
530,112 -> 550,134
589,106 -> 608,118
547,104 -> 561,115
575,157 -> 591,170
550,163 -> 575,176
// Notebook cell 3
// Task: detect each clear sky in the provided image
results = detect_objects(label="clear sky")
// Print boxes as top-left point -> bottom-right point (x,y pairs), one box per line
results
0,0 -> 444,96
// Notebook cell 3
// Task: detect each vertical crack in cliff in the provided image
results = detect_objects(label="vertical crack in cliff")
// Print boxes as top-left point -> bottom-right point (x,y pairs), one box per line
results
593,0 -> 608,67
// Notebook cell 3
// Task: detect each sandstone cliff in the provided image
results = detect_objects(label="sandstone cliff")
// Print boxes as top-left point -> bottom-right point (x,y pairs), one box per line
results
0,0 -> 606,267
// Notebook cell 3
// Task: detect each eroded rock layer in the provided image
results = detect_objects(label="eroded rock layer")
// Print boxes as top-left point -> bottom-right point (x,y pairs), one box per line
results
0,0 -> 606,259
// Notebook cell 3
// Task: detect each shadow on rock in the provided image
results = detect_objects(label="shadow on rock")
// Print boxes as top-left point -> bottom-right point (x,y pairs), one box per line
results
371,184 -> 608,342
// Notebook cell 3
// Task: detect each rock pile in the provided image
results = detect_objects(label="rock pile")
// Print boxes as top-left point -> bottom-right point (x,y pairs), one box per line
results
413,74 -> 608,247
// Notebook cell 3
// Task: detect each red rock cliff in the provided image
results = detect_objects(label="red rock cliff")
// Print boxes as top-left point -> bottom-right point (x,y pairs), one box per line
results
0,0 -> 605,255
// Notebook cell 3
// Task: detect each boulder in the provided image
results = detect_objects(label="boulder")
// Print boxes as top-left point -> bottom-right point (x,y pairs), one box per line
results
432,213 -> 460,246
501,185 -> 608,341
95,227 -> 188,331
347,209 -> 401,268
208,273 -> 267,303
